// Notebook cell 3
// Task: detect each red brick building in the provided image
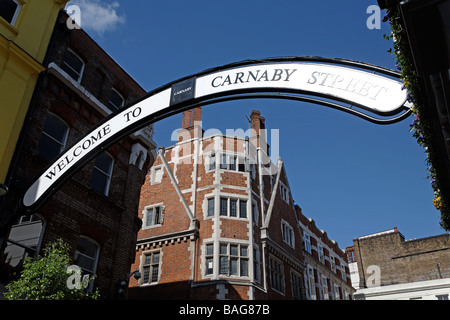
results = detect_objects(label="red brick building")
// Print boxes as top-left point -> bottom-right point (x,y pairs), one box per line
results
0,11 -> 156,299
296,206 -> 354,300
128,108 -> 353,300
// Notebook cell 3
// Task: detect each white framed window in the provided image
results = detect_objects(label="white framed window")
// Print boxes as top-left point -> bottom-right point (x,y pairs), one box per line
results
219,242 -> 249,277
318,244 -> 324,263
206,197 -> 215,217
330,255 -> 336,273
322,275 -> 329,300
269,256 -> 285,294
280,183 -> 290,203
150,166 -> 163,185
143,204 -> 164,228
281,220 -> 294,248
0,0 -> 21,25
61,48 -> 84,83
303,232 -> 312,254
141,251 -> 160,285
38,114 -> 69,161
91,152 -> 114,196
205,243 -> 214,275
107,88 -> 124,112
306,265 -> 316,300
216,153 -> 246,172
333,283 -> 340,300
73,236 -> 100,292
219,197 -> 247,219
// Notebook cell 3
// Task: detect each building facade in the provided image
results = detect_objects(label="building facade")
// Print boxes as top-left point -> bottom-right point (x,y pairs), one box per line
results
0,10 -> 156,299
297,206 -> 354,300
127,108 -> 353,300
0,0 -> 69,186
347,227 -> 450,300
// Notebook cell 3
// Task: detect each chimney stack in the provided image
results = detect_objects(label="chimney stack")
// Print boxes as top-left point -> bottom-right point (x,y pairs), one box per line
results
178,107 -> 203,141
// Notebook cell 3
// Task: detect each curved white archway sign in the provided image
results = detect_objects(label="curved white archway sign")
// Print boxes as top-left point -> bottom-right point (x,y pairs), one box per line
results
22,57 -> 412,211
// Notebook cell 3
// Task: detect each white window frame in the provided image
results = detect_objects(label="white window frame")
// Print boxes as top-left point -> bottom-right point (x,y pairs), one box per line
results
218,242 -> 249,278
0,0 -> 21,25
38,113 -> 69,160
140,250 -> 161,285
219,196 -> 248,219
142,203 -> 164,229
306,265 -> 316,300
281,219 -> 294,248
150,165 -> 164,185
62,48 -> 85,83
304,232 -> 312,254
318,244 -> 324,263
330,255 -> 336,273
280,182 -> 290,203
107,88 -> 125,111
215,152 -> 247,173
322,275 -> 329,300
74,236 -> 100,293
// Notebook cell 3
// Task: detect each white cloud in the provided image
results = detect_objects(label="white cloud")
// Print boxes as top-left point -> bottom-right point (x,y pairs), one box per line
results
67,0 -> 126,34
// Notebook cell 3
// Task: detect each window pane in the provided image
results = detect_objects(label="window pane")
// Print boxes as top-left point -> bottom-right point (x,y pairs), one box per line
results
239,200 -> 247,218
241,259 -> 248,276
38,135 -> 63,161
107,90 -> 124,111
42,115 -> 67,139
219,256 -> 228,274
209,154 -> 216,170
151,265 -> 159,282
0,0 -> 18,23
206,244 -> 214,255
91,168 -> 108,194
220,244 -> 228,255
220,155 -> 227,169
38,115 -> 67,161
144,254 -> 152,265
240,246 -> 248,257
206,257 -> 214,274
152,252 -> 160,264
143,266 -> 150,283
207,198 -> 214,216
146,208 -> 153,226
230,258 -> 238,275
230,199 -> 237,217
62,50 -> 83,81
230,244 -> 238,256
95,153 -> 113,173
229,156 -> 236,171
220,198 -> 227,216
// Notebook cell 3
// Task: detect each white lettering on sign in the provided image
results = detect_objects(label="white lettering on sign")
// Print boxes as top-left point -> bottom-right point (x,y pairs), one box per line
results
22,89 -> 171,208
195,63 -> 406,114
23,60 -> 409,209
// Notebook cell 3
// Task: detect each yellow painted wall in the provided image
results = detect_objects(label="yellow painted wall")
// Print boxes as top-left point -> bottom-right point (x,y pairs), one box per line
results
0,0 -> 69,184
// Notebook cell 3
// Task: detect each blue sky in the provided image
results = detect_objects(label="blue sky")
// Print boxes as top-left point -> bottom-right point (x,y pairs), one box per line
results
68,0 -> 446,249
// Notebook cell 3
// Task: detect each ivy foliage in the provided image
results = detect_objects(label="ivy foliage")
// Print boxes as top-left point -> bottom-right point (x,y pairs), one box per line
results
383,7 -> 449,230
4,239 -> 99,300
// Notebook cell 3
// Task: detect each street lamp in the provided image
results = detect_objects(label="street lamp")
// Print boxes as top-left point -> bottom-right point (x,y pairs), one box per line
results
118,270 -> 141,296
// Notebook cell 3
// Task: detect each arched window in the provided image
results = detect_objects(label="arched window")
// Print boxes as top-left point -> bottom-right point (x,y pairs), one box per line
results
37,114 -> 69,161
61,48 -> 84,83
107,88 -> 124,112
